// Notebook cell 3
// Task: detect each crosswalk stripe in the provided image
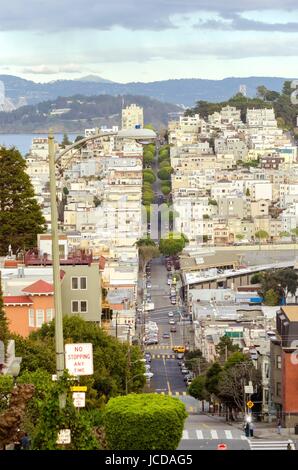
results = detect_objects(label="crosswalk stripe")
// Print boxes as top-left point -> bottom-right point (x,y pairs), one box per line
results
175,392 -> 179,396
224,430 -> 233,439
248,440 -> 294,450
196,430 -> 204,440
182,391 -> 187,396
182,430 -> 189,440
188,406 -> 194,412
210,430 -> 218,439
241,436 -> 248,440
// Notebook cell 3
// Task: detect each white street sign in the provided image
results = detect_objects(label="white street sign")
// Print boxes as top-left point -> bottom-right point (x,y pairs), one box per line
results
245,385 -> 254,394
73,392 -> 85,408
65,343 -> 93,376
56,429 -> 71,444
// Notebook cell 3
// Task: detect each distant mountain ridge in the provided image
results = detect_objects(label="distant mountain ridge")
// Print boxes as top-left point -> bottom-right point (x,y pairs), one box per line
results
0,75 -> 291,108
0,93 -> 181,133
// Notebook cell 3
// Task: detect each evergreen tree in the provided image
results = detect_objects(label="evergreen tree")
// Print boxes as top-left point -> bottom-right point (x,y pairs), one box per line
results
0,147 -> 46,255
61,133 -> 72,148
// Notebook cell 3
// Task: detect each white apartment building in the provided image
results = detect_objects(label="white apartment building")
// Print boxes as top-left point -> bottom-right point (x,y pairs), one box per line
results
121,104 -> 144,130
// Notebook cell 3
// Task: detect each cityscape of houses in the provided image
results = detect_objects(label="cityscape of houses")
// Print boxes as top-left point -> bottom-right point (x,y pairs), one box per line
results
1,100 -> 298,435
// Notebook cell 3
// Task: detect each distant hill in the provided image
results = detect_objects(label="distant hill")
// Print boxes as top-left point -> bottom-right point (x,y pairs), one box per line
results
74,75 -> 115,83
0,75 -> 291,108
0,94 -> 182,133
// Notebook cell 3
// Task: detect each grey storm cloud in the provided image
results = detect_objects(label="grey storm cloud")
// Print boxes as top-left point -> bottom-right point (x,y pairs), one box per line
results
0,1 -> 298,32
197,13 -> 298,32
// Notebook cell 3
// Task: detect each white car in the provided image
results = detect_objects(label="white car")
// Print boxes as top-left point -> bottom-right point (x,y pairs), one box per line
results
168,311 -> 174,317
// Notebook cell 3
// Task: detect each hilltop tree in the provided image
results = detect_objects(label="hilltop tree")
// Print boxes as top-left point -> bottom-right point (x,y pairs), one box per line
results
0,277 -> 9,353
0,147 -> 46,255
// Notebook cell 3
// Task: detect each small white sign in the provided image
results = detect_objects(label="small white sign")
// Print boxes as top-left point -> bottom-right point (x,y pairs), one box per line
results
245,385 -> 254,394
65,343 -> 93,376
73,392 -> 86,408
56,429 -> 71,444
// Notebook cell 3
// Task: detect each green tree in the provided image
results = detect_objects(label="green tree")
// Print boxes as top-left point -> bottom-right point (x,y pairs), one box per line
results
159,233 -> 188,256
279,231 -> 290,239
144,124 -> 156,132
188,376 -> 209,401
236,234 -> 244,241
17,316 -> 145,400
157,167 -> 173,180
161,184 -> 171,196
216,336 -> 240,362
159,160 -> 171,169
255,230 -> 269,244
104,394 -> 187,450
205,362 -> 222,397
61,133 -> 72,148
0,375 -> 13,413
74,135 -> 84,142
143,172 -> 156,184
0,147 -> 46,255
264,289 -> 279,306
143,152 -> 155,166
250,273 -> 262,284
208,198 -> 218,206
31,373 -> 100,450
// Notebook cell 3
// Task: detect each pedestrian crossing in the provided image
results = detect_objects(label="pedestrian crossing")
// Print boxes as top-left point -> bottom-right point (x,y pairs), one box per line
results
150,353 -> 176,359
181,429 -> 248,441
248,440 -> 295,450
155,391 -> 188,396
145,346 -> 174,351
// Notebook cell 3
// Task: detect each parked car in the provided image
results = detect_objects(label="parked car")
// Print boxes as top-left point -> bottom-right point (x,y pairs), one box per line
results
181,367 -> 189,375
169,319 -> 176,325
178,360 -> 185,367
168,311 -> 174,317
176,353 -> 184,360
162,332 -> 170,339
146,282 -> 152,289
170,326 -> 177,333
186,378 -> 192,386
171,299 -> 177,305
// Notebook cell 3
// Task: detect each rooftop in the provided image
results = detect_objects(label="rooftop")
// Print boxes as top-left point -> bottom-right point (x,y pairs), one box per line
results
22,279 -> 53,294
281,306 -> 298,322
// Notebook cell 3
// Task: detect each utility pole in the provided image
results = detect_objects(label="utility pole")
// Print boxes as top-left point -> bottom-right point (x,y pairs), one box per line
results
49,132 -> 65,382
126,326 -> 131,394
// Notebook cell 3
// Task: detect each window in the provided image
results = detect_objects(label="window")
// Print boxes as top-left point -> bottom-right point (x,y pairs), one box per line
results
276,382 -> 281,397
72,301 -> 79,313
28,309 -> 35,327
276,355 -> 282,369
36,309 -> 44,327
71,277 -> 87,290
71,301 -> 87,313
46,308 -> 53,323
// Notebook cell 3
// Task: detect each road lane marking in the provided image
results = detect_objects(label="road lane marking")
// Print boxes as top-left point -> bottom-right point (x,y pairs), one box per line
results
182,430 -> 189,440
196,430 -> 204,440
210,430 -> 218,439
224,430 -> 233,439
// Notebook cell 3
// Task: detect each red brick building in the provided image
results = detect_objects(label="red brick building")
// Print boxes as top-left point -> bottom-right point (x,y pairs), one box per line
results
270,306 -> 298,427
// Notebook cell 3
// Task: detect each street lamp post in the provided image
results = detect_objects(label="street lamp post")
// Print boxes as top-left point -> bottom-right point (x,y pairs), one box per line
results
48,128 -> 157,407
49,132 -> 65,383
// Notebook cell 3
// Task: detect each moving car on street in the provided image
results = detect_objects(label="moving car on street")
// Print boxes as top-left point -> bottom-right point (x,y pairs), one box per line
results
172,345 -> 186,353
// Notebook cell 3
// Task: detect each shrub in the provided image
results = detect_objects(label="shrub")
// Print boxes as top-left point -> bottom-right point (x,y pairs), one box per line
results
104,394 -> 187,450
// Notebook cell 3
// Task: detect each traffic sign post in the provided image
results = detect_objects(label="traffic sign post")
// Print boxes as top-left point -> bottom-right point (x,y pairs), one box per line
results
72,392 -> 85,408
65,343 -> 93,376
247,401 -> 254,409
56,429 -> 71,445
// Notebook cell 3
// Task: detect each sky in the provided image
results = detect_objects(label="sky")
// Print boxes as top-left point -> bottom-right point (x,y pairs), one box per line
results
1,1 -> 298,83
